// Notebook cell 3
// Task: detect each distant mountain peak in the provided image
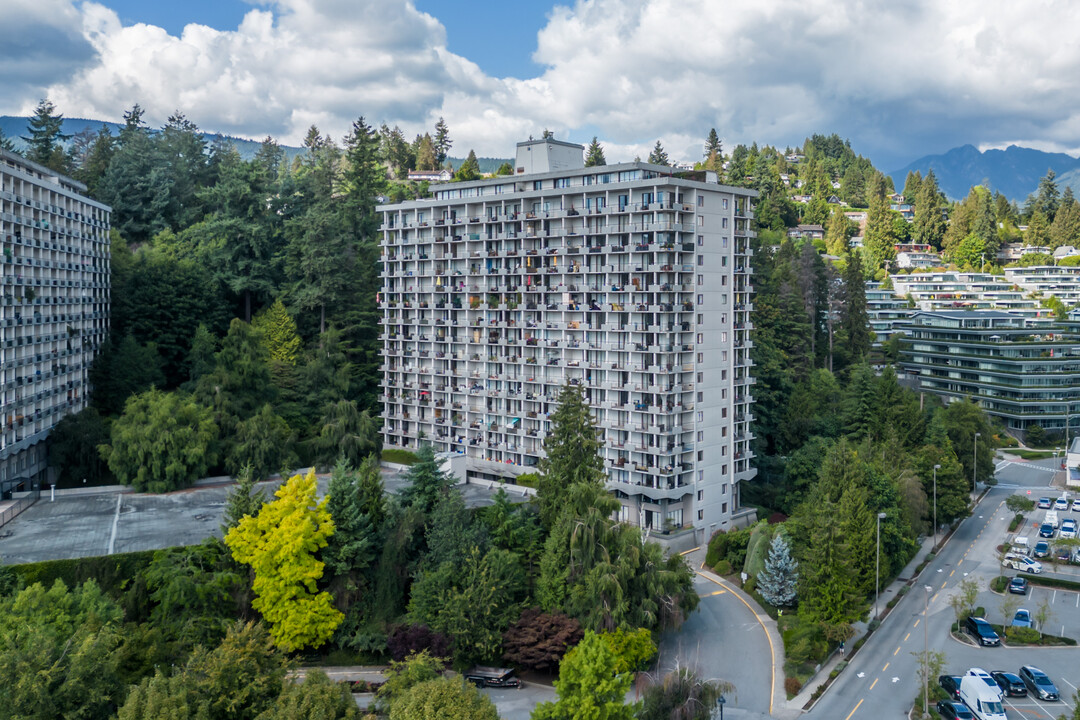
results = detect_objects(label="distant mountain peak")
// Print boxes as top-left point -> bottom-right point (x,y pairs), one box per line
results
890,144 -> 1080,201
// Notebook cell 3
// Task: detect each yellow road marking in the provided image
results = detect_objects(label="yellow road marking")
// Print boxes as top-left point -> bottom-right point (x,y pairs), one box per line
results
959,559 -> 964,565
914,618 -> 920,628
696,570 -> 775,715
844,698 -> 864,720
883,663 -> 889,672
941,581 -> 948,589
680,546 -> 700,556
705,589 -> 726,596
904,633 -> 911,642
949,569 -> 955,577
870,678 -> 879,690
893,646 -> 900,656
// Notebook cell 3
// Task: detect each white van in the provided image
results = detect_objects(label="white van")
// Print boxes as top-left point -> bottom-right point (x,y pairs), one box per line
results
960,669 -> 1007,720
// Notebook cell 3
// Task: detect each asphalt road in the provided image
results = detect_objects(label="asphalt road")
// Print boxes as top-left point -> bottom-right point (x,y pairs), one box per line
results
808,455 -> 1080,720
657,569 -> 774,717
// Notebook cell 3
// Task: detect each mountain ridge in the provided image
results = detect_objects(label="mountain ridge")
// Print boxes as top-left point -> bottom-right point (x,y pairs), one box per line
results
889,144 -> 1080,202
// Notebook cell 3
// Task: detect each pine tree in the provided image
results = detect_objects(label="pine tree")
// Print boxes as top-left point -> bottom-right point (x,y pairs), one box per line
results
1026,209 -> 1051,246
913,170 -> 946,249
862,172 -> 897,271
584,137 -> 606,167
433,117 -> 452,165
647,141 -> 669,166
839,250 -> 872,363
825,209 -> 854,256
536,383 -> 606,528
400,445 -> 455,515
1034,170 -> 1061,222
252,299 -> 302,368
1050,189 -> 1080,248
221,464 -> 267,533
757,533 -> 798,607
22,98 -> 70,172
454,150 -> 481,181
0,127 -> 15,152
704,128 -> 721,159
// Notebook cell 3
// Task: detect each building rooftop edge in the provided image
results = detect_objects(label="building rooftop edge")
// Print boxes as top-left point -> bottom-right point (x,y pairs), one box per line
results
1,148 -> 111,211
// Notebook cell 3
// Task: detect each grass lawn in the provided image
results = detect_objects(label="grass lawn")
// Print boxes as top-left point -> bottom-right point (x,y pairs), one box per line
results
1008,449 -> 1057,460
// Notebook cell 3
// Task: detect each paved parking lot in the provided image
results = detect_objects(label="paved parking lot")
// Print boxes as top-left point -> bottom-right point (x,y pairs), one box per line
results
0,471 -> 522,565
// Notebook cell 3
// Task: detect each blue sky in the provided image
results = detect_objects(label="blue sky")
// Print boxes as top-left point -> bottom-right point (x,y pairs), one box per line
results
4,0 -> 1080,170
100,0 -> 557,79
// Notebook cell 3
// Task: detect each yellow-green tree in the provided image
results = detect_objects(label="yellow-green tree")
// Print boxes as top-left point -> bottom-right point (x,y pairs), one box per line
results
252,298 -> 302,368
226,470 -> 343,651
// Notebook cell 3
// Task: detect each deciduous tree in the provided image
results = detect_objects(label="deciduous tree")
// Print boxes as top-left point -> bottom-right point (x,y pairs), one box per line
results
531,630 -> 638,720
226,470 -> 344,651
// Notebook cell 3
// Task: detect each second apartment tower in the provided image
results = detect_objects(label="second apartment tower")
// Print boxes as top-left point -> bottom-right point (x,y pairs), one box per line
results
378,140 -> 756,539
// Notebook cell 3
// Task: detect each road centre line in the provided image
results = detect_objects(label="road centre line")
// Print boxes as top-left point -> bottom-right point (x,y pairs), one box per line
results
904,633 -> 910,642
949,570 -> 955,577
869,678 -> 878,690
696,570 -> 775,716
941,581 -> 947,589
843,698 -> 864,720
914,619 -> 920,628
883,663 -> 889,672
893,646 -> 900,656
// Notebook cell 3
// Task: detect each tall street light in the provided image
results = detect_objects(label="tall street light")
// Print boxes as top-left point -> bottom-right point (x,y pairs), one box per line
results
923,585 -> 933,717
933,464 -> 941,550
715,694 -> 726,720
973,432 -> 981,493
875,511 -> 888,619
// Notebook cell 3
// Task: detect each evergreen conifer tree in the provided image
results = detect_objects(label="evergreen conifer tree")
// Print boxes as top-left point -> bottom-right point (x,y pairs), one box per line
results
756,533 -> 798,607
22,98 -> 69,172
647,141 -> 669,166
536,383 -> 605,528
584,137 -> 606,167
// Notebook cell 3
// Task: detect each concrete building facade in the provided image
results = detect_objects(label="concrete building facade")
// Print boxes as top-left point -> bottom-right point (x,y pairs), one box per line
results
0,149 -> 110,504
377,141 -> 757,539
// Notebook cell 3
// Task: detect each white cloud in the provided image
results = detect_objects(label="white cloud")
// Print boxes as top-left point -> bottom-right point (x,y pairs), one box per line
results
3,0 -> 1080,168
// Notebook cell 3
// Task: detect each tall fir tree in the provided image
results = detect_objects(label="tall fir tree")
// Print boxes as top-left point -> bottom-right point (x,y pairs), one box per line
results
584,137 -> 606,167
862,171 -> 897,272
647,141 -> 669,166
22,98 -> 70,172
913,170 -> 946,249
536,383 -> 606,529
433,117 -> 452,166
704,128 -> 722,158
839,250 -> 872,365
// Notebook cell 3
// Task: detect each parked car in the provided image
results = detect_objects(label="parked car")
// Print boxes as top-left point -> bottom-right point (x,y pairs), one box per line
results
1019,666 -> 1059,700
990,671 -> 1027,697
1012,609 -> 1032,628
1039,523 -> 1056,538
1008,577 -> 1029,594
936,700 -> 975,720
965,616 -> 1001,646
1038,497 -> 1053,509
1034,540 -> 1051,558
1054,497 -> 1069,511
1054,546 -> 1071,563
939,675 -> 963,699
1002,554 -> 1043,574
1071,498 -> 1080,512
1060,518 -> 1077,538
464,666 -> 521,689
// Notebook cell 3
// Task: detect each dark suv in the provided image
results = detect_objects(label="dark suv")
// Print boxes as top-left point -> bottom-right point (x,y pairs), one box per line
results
1019,666 -> 1059,700
965,616 -> 1000,646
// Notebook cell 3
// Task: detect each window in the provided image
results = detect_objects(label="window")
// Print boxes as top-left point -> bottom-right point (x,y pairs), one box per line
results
698,510 -> 704,520
720,389 -> 726,399
697,431 -> 704,442
698,235 -> 704,246
697,216 -> 704,226
697,255 -> 704,266
698,195 -> 704,207
721,332 -> 728,342
697,391 -> 703,402
721,313 -> 727,323
698,314 -> 703,324
698,450 -> 704,460
721,256 -> 728,266
697,371 -> 703,382
723,198 -> 729,209
698,274 -> 703,285
722,465 -> 728,475
697,333 -> 703,343
697,490 -> 704,501
721,369 -> 727,380
721,351 -> 728,361
555,178 -> 570,188
697,294 -> 703,304
698,470 -> 704,482
722,426 -> 728,437
697,411 -> 703,422
722,217 -> 728,228
721,275 -> 727,286
721,503 -> 727,513
698,353 -> 703,362
722,407 -> 727,418
722,236 -> 729,248
722,483 -> 728,493
533,180 -> 543,190
721,446 -> 727,456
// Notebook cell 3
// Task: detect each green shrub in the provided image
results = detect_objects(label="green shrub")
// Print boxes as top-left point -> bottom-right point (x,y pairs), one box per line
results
714,559 -> 732,576
990,576 -> 1008,593
1019,573 -> 1080,591
743,523 -> 773,579
381,449 -> 420,466
743,577 -> 756,596
705,526 -> 752,570
1006,627 -> 1041,644
514,472 -> 540,489
784,677 -> 803,697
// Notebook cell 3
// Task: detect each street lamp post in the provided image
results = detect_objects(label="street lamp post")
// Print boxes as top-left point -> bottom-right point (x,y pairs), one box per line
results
933,464 -> 941,550
716,693 -> 726,720
973,432 -> 981,493
875,511 -> 888,619
923,585 -> 933,717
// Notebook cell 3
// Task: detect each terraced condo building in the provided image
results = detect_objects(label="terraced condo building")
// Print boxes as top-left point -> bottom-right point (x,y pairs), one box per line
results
0,149 -> 110,507
899,310 -> 1080,440
378,140 -> 757,538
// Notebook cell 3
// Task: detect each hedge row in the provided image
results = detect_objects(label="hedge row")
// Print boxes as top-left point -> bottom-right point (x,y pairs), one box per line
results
9,548 -> 162,598
1018,573 -> 1080,592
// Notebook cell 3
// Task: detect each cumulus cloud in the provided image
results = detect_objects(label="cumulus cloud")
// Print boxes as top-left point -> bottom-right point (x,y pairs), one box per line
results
3,0 -> 1080,168
0,0 -> 96,105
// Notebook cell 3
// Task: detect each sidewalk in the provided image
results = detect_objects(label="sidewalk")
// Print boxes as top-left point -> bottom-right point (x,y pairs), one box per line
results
783,531 -> 944,714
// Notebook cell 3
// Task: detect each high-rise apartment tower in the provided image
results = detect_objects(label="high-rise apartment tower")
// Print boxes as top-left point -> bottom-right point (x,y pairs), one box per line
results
378,140 -> 755,539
